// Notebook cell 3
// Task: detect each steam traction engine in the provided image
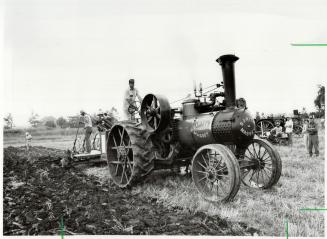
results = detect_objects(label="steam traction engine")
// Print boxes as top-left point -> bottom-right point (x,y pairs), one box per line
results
106,55 -> 282,202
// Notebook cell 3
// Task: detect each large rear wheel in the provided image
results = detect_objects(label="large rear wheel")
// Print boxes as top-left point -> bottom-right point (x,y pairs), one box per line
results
192,144 -> 241,202
106,121 -> 154,187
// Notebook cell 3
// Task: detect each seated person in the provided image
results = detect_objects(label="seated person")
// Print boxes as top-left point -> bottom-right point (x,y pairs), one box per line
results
268,120 -> 285,142
272,121 -> 283,136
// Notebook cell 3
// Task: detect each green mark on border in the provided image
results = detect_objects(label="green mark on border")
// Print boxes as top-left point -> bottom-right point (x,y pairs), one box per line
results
291,43 -> 327,46
285,220 -> 288,239
60,216 -> 64,239
300,208 -> 327,211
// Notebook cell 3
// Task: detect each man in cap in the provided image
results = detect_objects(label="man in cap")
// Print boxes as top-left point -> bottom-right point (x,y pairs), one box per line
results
307,115 -> 319,157
80,110 -> 93,153
123,79 -> 142,120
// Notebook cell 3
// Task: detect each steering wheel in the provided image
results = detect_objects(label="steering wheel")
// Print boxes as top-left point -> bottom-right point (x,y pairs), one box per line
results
128,100 -> 140,114
127,100 -> 141,119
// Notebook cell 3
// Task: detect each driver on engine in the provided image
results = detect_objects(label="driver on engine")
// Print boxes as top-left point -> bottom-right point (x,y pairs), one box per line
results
123,79 -> 143,120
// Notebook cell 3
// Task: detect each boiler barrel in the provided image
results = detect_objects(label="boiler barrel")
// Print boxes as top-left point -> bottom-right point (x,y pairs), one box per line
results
177,109 -> 255,150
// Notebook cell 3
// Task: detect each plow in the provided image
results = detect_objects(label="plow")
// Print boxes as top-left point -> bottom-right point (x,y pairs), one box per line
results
71,113 -> 113,162
105,54 -> 282,202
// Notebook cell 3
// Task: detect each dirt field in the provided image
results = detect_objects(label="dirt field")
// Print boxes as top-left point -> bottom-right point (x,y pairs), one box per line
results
3,129 -> 325,236
3,146 -> 258,235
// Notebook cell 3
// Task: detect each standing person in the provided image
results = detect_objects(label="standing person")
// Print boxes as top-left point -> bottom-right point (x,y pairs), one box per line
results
261,113 -> 265,119
123,79 -> 142,120
285,115 -> 294,146
80,110 -> 93,153
307,115 -> 319,157
25,132 -> 32,151
302,119 -> 309,151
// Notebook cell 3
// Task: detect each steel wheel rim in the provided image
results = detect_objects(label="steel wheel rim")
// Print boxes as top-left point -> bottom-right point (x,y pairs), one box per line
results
107,125 -> 134,186
241,142 -> 274,188
193,148 -> 233,202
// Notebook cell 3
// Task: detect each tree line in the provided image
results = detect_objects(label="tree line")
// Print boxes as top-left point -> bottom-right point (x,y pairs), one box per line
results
3,107 -> 118,129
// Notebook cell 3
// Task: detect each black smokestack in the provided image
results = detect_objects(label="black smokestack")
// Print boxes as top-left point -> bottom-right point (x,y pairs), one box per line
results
216,54 -> 239,108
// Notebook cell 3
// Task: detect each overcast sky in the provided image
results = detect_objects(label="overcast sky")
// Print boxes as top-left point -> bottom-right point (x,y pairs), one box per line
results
3,0 -> 327,126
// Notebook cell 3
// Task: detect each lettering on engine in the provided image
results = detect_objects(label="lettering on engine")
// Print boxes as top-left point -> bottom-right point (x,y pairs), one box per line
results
192,119 -> 211,138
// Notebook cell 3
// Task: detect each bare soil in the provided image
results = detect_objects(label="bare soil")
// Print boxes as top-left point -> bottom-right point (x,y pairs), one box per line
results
3,146 -> 260,235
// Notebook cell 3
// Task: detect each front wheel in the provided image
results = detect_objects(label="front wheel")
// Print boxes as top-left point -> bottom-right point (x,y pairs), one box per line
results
239,138 -> 282,189
191,144 -> 241,202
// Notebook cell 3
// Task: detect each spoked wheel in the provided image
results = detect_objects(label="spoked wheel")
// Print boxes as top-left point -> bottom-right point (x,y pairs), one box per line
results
255,120 -> 274,137
106,122 -> 154,187
192,144 -> 241,202
141,93 -> 171,133
239,138 -> 282,189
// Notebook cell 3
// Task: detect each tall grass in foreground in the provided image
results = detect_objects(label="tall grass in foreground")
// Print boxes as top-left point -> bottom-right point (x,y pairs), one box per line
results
134,131 -> 325,237
86,131 -> 325,236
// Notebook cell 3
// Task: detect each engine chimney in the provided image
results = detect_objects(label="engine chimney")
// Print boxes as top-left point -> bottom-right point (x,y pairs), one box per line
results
216,54 -> 239,108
